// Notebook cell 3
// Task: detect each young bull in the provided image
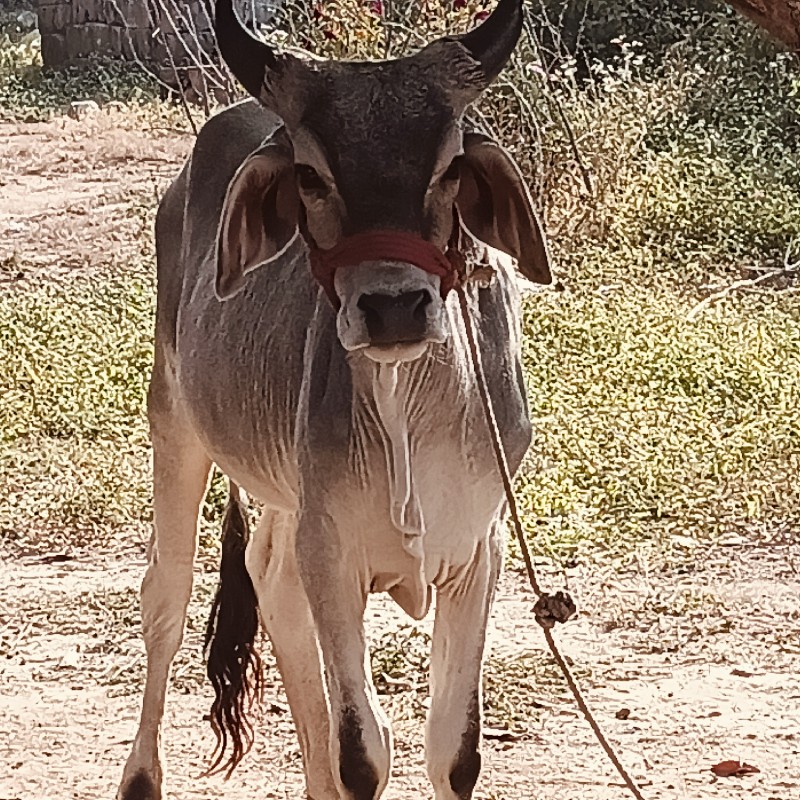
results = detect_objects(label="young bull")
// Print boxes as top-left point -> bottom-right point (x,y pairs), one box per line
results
117,1 -> 551,798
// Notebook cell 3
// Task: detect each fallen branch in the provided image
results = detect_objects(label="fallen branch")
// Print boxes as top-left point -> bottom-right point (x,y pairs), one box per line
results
686,240 -> 800,321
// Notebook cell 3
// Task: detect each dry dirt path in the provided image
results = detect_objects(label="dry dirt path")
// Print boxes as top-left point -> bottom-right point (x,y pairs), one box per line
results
1,534 -> 798,800
0,115 -> 190,282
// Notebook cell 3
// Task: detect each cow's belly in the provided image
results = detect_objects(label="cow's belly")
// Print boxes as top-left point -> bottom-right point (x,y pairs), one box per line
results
174,255 -> 317,511
175,338 -> 304,511
167,341 -> 308,516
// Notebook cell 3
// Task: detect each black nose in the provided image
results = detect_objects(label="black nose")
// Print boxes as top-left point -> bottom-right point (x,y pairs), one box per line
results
357,290 -> 432,345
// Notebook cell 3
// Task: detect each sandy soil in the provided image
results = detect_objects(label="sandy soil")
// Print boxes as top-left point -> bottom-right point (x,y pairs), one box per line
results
0,114 -> 191,282
1,533 -> 799,800
1,111 -> 799,800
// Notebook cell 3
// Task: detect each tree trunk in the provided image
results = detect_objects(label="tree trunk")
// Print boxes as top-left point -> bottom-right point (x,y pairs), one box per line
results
723,0 -> 800,51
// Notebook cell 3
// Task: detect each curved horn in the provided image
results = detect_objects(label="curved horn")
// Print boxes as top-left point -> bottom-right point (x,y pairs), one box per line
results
455,0 -> 523,83
215,0 -> 281,97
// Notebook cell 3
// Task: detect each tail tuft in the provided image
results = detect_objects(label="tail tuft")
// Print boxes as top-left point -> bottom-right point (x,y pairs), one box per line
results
202,484 -> 262,777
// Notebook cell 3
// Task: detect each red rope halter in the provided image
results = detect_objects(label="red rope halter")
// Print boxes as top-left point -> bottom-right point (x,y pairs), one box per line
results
308,230 -> 460,308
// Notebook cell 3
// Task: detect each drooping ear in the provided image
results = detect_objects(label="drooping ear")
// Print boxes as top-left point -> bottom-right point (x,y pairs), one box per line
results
456,132 -> 552,286
215,131 -> 299,300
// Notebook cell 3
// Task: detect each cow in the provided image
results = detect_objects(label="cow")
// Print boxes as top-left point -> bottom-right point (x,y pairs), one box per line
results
117,1 -> 551,798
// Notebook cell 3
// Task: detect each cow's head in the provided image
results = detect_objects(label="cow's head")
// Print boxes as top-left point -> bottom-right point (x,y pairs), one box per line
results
214,0 -> 550,362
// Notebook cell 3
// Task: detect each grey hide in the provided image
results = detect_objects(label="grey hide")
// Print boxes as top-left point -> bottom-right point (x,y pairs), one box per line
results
118,5 -> 547,800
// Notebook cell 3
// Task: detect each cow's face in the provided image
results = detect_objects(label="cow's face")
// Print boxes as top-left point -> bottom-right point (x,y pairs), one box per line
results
290,56 -> 464,360
214,0 -> 551,363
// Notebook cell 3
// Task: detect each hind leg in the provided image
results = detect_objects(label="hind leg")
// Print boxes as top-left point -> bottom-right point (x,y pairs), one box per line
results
118,366 -> 211,800
247,509 -> 338,799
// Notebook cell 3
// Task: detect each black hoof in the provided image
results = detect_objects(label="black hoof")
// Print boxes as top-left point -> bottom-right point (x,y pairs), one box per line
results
119,770 -> 158,800
339,705 -> 380,800
448,693 -> 482,800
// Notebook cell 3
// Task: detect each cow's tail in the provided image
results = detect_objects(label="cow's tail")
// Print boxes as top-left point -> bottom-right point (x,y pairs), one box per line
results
202,480 -> 262,777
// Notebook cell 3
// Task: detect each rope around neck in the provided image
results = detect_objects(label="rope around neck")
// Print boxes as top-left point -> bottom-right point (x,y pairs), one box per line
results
455,284 -> 647,800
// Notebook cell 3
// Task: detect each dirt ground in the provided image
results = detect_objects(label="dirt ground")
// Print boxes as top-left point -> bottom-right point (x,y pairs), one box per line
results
1,114 -> 799,800
0,114 -> 189,280
2,533 -> 798,800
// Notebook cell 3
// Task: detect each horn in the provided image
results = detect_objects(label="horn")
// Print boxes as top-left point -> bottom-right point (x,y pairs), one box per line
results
455,0 -> 523,83
215,0 -> 282,98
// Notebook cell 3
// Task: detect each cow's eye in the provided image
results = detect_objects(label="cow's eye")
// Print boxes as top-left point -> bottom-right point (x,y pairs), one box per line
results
295,164 -> 328,196
441,156 -> 463,184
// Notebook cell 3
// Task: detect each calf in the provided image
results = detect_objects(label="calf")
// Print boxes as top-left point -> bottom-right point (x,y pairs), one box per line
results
117,1 -> 551,798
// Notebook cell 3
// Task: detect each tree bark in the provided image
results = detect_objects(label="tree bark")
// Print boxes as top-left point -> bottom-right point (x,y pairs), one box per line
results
722,0 -> 800,51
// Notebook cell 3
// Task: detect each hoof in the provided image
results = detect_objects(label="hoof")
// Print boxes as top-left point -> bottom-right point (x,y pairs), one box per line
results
339,706 -> 380,800
119,770 -> 159,800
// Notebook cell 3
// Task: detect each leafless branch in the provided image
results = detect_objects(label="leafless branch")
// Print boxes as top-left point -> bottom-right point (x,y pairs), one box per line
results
523,13 -> 595,199
108,0 -> 177,96
687,239 -> 800,321
144,1 -> 199,134
153,0 -> 229,90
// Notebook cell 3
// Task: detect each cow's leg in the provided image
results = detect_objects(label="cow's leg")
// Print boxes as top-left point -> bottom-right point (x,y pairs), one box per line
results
426,529 -> 502,800
296,513 -> 392,800
246,508 -> 338,800
118,382 -> 211,800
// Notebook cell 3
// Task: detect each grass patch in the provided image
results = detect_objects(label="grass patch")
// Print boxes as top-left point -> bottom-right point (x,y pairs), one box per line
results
0,6 -> 797,571
0,27 -> 190,131
517,281 -> 800,563
0,277 -> 153,442
0,276 -> 154,546
370,623 -> 589,730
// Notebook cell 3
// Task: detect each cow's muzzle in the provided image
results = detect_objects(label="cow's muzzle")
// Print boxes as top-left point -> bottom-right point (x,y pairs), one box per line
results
358,289 -> 431,344
310,230 -> 457,361
332,261 -> 448,359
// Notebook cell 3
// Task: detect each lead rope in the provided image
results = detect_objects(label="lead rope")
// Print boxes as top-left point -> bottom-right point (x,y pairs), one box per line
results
455,284 -> 647,800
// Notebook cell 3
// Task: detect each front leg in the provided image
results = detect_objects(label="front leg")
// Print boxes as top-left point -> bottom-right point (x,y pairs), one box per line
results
296,511 -> 392,800
426,524 -> 503,800
118,392 -> 211,800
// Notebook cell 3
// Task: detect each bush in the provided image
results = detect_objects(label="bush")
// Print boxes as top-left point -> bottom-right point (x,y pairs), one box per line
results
488,11 -> 799,285
0,29 -> 160,122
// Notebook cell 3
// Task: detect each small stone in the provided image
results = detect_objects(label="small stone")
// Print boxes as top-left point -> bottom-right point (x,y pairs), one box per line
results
15,10 -> 37,32
615,708 -> 631,720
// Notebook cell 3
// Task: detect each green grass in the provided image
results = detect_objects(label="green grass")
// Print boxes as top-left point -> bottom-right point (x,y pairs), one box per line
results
4,253 -> 796,564
605,142 -> 800,278
0,277 -> 154,544
0,10 -> 798,565
2,234 -> 798,559
517,278 -> 800,561
0,278 -> 153,443
370,624 -> 588,729
0,26 -> 190,131
0,30 -> 162,122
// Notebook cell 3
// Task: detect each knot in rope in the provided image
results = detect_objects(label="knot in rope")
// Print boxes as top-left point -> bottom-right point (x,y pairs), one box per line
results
533,590 -> 577,630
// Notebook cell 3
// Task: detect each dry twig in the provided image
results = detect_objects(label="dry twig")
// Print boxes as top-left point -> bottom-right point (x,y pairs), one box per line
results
687,239 -> 800,321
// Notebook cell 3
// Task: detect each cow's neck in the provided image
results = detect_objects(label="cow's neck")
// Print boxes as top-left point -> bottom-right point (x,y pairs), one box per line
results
348,334 -> 474,525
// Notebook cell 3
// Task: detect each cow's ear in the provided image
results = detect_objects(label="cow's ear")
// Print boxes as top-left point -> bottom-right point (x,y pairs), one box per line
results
456,133 -> 552,286
215,133 -> 299,300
